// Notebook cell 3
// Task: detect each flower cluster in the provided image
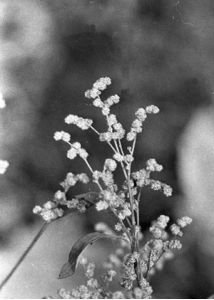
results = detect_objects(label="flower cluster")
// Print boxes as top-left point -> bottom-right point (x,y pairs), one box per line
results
132,159 -> 172,197
85,77 -> 111,99
33,201 -> 64,223
126,105 -> 159,141
54,131 -> 70,142
31,77 -> 192,299
67,143 -> 88,160
60,172 -> 89,191
170,216 -> 192,237
58,259 -> 104,299
65,114 -> 93,130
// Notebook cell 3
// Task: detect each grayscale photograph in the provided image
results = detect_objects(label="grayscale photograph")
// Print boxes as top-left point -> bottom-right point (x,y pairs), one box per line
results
0,0 -> 213,298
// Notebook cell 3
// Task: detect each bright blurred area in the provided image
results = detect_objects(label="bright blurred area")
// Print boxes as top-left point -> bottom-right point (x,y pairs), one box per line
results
1,0 -> 214,297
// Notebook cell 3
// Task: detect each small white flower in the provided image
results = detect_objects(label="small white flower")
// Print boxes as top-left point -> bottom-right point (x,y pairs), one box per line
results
54,190 -> 65,200
135,108 -> 147,122
177,216 -> 192,228
79,148 -> 88,159
62,132 -> 70,142
90,88 -> 101,99
104,158 -> 117,171
87,278 -> 98,288
108,114 -> 117,126
85,90 -> 91,98
102,106 -> 110,116
33,205 -> 42,214
96,200 -> 109,211
64,114 -> 78,124
113,153 -> 124,162
169,239 -> 182,250
0,94 -> 6,109
115,223 -> 123,231
163,184 -> 173,197
157,215 -> 170,229
146,105 -> 160,114
78,173 -> 90,184
125,154 -> 134,163
146,158 -> 163,172
54,131 -> 70,142
111,94 -> 120,103
99,132 -> 112,142
41,210 -> 57,222
170,224 -> 183,237
73,142 -> 81,149
126,131 -> 136,141
151,180 -> 162,190
67,148 -> 77,160
0,160 -> 9,174
43,201 -> 56,210
53,131 -> 63,141
131,119 -> 142,133
93,98 -> 103,107
65,172 -> 77,186
92,77 -> 111,91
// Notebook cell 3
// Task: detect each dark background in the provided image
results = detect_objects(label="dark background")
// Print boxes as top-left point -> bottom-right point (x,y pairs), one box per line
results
1,0 -> 214,298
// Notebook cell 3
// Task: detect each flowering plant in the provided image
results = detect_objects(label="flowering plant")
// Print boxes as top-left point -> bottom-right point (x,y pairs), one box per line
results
0,78 -> 192,298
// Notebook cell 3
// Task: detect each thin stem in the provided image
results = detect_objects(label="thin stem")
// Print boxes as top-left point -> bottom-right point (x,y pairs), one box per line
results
90,125 -> 128,179
118,139 -> 125,157
145,248 -> 153,279
90,125 -> 100,135
111,209 -> 132,242
113,140 -> 127,179
83,158 -> 94,174
125,216 -> 132,228
136,187 -> 142,227
90,125 -> 117,154
0,222 -> 48,292
127,136 -> 137,226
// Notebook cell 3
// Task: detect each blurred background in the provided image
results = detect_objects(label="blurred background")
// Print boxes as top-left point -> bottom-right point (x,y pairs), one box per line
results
0,0 -> 214,298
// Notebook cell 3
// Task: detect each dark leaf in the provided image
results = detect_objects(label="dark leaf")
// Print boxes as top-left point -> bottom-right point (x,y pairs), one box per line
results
58,232 -> 122,279
58,262 -> 74,279
75,191 -> 99,208
61,191 -> 99,218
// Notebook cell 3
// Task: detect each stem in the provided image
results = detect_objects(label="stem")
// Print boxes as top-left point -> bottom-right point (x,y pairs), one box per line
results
0,222 -> 48,292
83,158 -> 94,174
113,140 -> 127,179
136,187 -> 142,227
145,249 -> 153,279
90,125 -> 117,154
118,139 -> 125,157
90,125 -> 128,179
127,137 -> 137,227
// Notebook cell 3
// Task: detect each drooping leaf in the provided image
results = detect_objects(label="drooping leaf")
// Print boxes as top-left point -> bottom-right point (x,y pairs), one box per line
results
58,232 -> 122,279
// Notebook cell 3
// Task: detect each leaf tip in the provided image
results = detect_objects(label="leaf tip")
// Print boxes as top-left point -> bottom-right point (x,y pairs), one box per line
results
58,262 -> 74,279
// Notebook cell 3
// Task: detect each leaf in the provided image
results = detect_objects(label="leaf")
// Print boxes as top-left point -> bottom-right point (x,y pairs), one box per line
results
62,191 -> 99,218
58,262 -> 74,279
58,232 -> 122,279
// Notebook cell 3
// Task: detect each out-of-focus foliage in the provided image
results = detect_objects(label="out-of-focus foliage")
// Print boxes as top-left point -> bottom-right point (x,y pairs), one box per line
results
1,0 -> 214,298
